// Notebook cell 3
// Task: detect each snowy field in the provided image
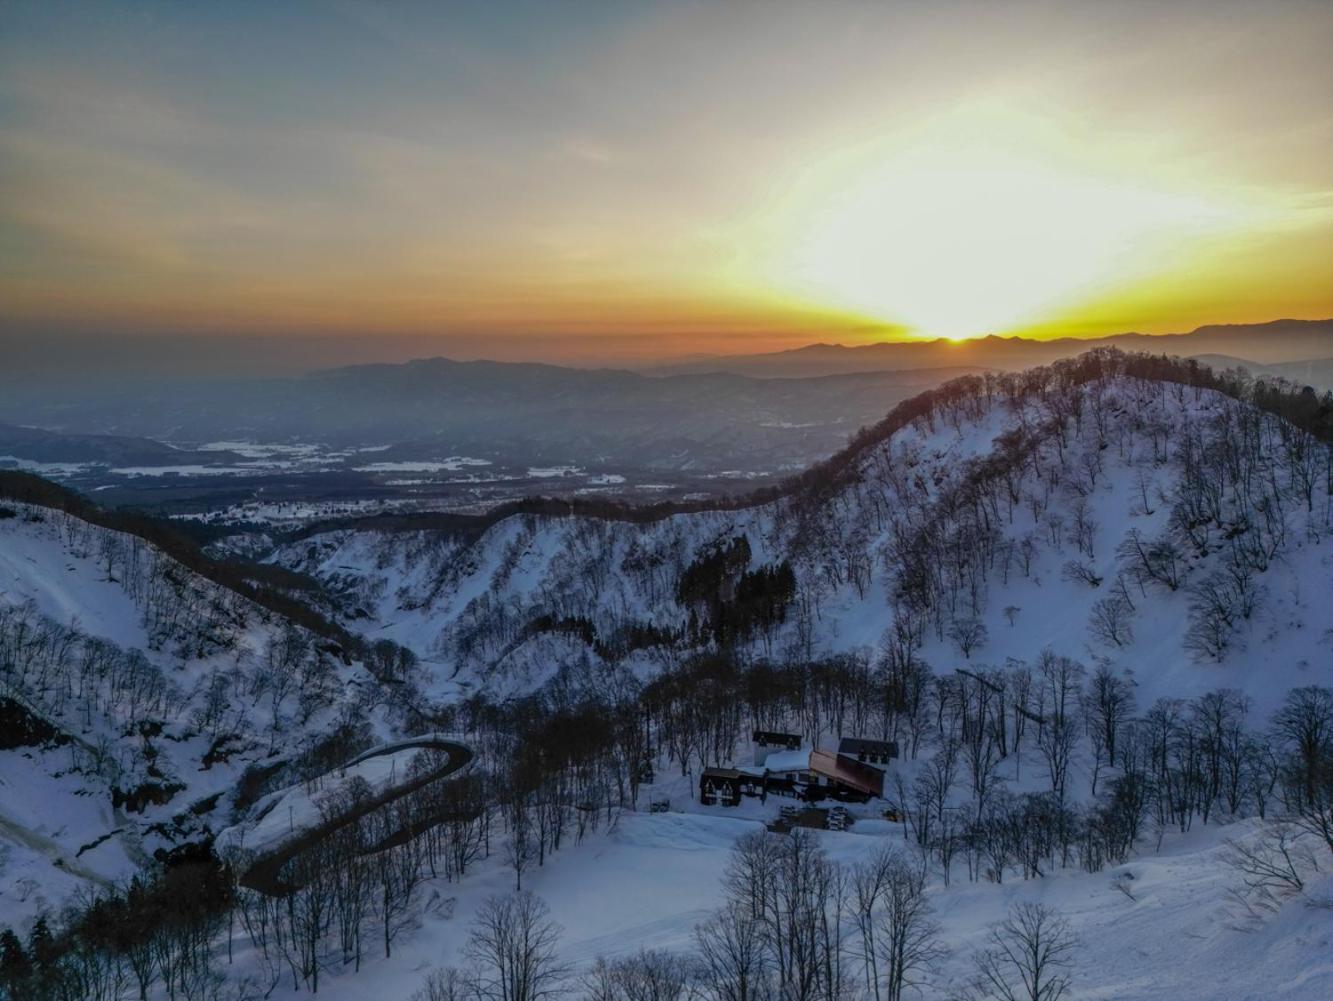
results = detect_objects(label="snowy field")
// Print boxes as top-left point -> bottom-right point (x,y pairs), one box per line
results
354,458 -> 493,473
257,807 -> 1332,1001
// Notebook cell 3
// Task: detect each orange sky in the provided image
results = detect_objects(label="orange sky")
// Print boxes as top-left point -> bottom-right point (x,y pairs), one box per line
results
1,1 -> 1330,359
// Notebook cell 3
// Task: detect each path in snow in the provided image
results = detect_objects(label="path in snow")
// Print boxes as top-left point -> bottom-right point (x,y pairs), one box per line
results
238,736 -> 474,895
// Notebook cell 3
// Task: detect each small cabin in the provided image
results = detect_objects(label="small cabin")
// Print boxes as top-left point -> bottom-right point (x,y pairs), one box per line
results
837,736 -> 899,767
752,729 -> 802,766
700,767 -> 763,806
700,767 -> 742,806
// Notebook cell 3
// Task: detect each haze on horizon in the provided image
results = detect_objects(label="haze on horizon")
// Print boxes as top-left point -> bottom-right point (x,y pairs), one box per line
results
1,0 -> 1331,368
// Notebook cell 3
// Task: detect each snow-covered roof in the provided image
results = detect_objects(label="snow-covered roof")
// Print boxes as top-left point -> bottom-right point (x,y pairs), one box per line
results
762,748 -> 812,773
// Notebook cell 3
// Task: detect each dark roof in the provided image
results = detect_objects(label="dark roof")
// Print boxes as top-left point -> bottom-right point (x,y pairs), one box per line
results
753,730 -> 801,746
701,767 -> 743,781
838,737 -> 899,758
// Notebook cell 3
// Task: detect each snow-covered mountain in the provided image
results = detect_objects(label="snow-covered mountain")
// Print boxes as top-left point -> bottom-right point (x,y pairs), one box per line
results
1,349 -> 1330,1001
275,351 -> 1332,714
0,498 -> 401,926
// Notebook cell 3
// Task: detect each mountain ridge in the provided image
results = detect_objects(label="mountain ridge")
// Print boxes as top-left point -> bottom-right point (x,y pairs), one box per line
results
268,349 -> 1333,708
647,318 -> 1333,377
2,349 -> 1330,1000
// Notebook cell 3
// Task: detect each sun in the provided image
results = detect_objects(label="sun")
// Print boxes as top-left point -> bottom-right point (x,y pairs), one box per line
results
747,110 -> 1260,341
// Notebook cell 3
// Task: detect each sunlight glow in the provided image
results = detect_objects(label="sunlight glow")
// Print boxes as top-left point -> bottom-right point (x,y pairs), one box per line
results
757,118 -> 1264,340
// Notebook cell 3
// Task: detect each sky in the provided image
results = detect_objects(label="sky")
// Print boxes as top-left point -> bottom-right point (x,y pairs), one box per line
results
1,0 -> 1330,364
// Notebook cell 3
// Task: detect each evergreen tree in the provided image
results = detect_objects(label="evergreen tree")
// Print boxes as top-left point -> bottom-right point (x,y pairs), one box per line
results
27,917 -> 56,970
0,929 -> 31,998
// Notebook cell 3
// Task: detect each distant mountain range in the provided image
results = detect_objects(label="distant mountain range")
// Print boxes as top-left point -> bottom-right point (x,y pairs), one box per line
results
647,318 -> 1333,378
1187,354 -> 1333,391
2,320 -> 1327,503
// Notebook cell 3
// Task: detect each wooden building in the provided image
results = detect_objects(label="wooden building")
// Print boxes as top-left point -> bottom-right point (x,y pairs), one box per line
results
699,767 -> 764,806
810,750 -> 884,800
837,736 -> 899,766
752,729 -> 802,766
699,734 -> 891,808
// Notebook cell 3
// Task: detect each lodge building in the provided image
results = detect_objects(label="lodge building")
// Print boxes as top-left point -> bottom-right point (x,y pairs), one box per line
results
701,733 -> 897,805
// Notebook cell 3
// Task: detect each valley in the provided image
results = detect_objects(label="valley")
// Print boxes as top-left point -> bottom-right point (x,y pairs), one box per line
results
0,350 -> 1330,1000
6,3 -> 1332,996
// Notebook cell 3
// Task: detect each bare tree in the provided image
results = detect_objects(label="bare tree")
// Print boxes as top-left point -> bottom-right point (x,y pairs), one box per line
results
1273,687 -> 1333,807
1059,561 -> 1101,589
1036,652 -> 1084,806
467,892 -> 569,1001
507,796 -> 536,891
966,903 -> 1075,1001
871,851 -> 943,1001
1116,529 -> 1184,594
694,902 -> 771,1001
411,967 -> 475,1001
376,837 -> 425,959
1222,822 -> 1316,904
584,949 -> 697,1001
1088,595 -> 1133,648
717,828 -> 845,1000
949,619 -> 988,660
1083,666 -> 1134,770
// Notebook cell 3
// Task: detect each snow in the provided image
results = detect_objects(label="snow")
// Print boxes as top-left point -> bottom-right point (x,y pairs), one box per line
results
261,809 -> 1333,1001
5,371 -> 1333,999
220,745 -> 437,857
0,747 -> 137,925
0,506 -> 371,925
182,497 -> 405,527
704,469 -> 772,479
354,457 -> 492,473
234,373 -> 1333,999
273,377 -> 1333,712
108,464 -> 261,477
761,748 -> 813,773
197,441 -> 323,459
0,512 -> 151,649
0,455 -> 97,475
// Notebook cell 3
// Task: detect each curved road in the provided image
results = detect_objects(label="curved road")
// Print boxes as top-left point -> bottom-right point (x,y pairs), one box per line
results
238,735 -> 473,895
0,808 -> 114,888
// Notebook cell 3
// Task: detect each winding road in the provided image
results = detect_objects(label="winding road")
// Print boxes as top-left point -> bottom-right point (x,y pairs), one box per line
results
0,807 -> 114,888
237,735 -> 473,895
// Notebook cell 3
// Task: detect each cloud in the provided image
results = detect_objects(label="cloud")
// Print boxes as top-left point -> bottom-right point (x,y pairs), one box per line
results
0,1 -> 1329,347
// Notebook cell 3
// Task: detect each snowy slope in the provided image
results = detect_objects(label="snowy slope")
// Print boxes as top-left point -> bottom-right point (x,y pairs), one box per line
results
0,513 -> 148,649
250,810 -> 1333,1001
0,507 -> 375,925
275,371 -> 1333,715
3,359 -> 1330,999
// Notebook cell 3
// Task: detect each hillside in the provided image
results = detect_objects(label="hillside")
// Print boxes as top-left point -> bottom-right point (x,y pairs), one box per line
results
1,350 -> 1331,1001
275,351 -> 1332,713
0,500 -> 413,927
